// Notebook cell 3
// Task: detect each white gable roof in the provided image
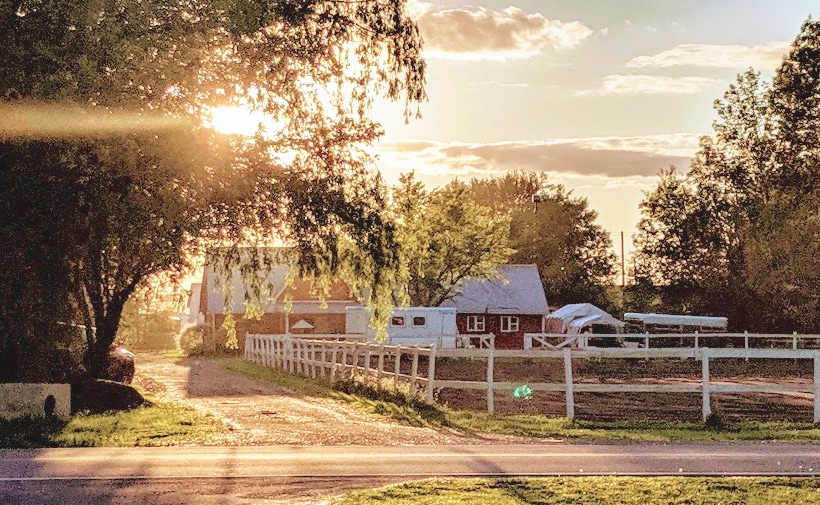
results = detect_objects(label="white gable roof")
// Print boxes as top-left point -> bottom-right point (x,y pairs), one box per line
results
445,264 -> 548,314
546,303 -> 624,334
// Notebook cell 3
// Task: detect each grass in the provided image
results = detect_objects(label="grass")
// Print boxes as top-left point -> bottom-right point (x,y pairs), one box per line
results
332,477 -> 820,504
221,359 -> 443,427
0,402 -> 225,448
222,358 -> 820,443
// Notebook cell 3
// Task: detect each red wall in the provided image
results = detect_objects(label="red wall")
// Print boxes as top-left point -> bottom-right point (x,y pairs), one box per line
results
456,313 -> 543,349
206,313 -> 347,350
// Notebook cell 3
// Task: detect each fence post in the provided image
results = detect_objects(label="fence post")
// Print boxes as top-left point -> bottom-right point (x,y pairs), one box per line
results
340,342 -> 348,380
702,349 -> 711,420
694,331 -> 699,350
744,331 -> 750,362
377,345 -> 385,388
364,346 -> 372,385
310,342 -> 317,379
794,331 -> 799,351
411,347 -> 419,394
487,347 -> 495,415
644,332 -> 650,350
319,343 -> 326,379
563,347 -> 575,419
287,338 -> 294,374
426,345 -> 437,404
814,352 -> 820,426
393,347 -> 402,393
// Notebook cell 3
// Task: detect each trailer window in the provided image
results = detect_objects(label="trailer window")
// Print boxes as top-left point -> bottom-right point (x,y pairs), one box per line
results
412,316 -> 426,327
391,316 -> 406,327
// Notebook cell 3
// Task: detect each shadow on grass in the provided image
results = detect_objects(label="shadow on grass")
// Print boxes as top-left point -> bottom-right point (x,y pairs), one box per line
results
0,416 -> 69,449
219,358 -> 453,429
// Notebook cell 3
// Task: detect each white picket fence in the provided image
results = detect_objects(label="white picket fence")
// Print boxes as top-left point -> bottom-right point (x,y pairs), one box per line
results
244,333 -> 820,423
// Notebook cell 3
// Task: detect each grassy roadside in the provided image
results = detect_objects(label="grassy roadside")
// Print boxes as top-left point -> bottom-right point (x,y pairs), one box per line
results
0,402 -> 225,448
221,358 -> 820,443
332,477 -> 820,504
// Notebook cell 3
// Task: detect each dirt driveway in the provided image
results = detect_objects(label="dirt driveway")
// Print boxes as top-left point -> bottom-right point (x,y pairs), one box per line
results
135,354 -> 533,447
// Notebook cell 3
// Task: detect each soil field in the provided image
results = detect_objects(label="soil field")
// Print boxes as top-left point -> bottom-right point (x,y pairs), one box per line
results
431,357 -> 815,422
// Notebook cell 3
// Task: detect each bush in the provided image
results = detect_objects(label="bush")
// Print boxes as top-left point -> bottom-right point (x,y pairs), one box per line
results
179,326 -> 206,355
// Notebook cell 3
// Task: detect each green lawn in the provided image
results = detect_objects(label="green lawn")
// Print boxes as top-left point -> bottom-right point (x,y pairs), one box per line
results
223,359 -> 820,443
332,477 -> 820,505
0,402 -> 225,448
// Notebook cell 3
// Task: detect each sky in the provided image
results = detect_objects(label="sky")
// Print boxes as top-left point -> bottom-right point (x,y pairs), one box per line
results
371,0 -> 818,256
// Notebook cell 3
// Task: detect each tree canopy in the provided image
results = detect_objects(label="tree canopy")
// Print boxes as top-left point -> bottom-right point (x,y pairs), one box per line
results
0,0 -> 426,380
632,18 -> 820,332
468,172 -> 616,309
391,173 -> 513,307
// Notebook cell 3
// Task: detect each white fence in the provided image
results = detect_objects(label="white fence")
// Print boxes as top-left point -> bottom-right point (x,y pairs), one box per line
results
524,332 -> 820,350
244,333 -> 820,423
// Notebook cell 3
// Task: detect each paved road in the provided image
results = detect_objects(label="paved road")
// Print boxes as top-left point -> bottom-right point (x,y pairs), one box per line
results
3,443 -> 820,480
3,444 -> 820,504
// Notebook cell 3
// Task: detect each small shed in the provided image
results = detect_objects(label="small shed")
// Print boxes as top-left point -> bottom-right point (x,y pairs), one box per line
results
446,264 -> 549,349
545,303 -> 625,334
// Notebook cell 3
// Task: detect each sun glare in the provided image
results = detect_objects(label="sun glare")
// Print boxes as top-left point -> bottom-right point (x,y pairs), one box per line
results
207,106 -> 284,137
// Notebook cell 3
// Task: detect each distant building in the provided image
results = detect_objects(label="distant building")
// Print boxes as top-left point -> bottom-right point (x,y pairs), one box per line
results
194,250 -> 360,349
445,264 -> 549,349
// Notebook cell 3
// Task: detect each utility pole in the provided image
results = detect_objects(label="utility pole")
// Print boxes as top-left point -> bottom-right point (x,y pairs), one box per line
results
620,231 -> 625,287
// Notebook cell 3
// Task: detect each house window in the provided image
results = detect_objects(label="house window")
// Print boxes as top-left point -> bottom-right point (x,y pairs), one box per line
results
501,316 -> 519,333
412,316 -> 426,327
391,316 -> 406,327
467,315 -> 485,332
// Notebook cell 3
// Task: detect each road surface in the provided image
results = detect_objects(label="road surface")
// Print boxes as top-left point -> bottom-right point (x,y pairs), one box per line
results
2,443 -> 820,504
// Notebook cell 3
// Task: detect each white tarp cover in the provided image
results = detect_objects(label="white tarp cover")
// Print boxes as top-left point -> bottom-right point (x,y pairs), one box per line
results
546,303 -> 625,334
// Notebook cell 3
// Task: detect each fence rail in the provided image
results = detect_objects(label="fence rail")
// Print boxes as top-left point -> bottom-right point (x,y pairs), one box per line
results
245,333 -> 820,423
524,332 -> 820,351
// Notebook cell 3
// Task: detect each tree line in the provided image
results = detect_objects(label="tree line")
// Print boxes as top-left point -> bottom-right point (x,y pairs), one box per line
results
631,18 -> 820,333
392,172 -> 616,311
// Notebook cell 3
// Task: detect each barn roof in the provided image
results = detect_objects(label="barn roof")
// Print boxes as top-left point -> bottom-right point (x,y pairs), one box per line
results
445,264 -> 548,315
199,248 -> 358,315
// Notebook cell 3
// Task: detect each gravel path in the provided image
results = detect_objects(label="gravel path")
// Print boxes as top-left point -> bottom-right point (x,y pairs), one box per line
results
135,354 -> 525,446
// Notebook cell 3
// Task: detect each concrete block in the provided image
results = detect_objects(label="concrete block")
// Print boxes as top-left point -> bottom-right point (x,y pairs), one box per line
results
0,383 -> 71,420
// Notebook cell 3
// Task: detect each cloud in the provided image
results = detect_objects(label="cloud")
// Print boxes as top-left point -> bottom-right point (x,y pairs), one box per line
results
410,2 -> 594,61
468,81 -> 532,88
574,74 -> 719,96
376,134 -> 699,180
626,42 -> 789,69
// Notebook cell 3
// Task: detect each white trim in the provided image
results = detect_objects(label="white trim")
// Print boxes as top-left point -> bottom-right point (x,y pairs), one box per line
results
467,315 -> 486,332
501,316 -> 519,333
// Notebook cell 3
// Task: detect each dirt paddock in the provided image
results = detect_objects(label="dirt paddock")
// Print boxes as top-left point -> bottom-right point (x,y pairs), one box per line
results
433,357 -> 816,422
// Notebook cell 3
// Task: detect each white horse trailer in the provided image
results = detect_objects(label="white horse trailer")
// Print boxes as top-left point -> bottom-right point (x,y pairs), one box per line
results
623,312 -> 728,334
345,306 -> 458,348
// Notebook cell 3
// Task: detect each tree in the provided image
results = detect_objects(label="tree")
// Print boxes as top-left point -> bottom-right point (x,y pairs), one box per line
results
632,71 -> 776,327
392,173 -> 513,306
770,17 -> 820,200
468,172 -> 616,309
117,274 -> 188,351
633,18 -> 820,331
0,0 -> 426,380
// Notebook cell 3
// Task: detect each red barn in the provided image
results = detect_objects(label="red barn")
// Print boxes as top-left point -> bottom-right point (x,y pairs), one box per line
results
446,264 -> 548,349
194,251 -> 360,350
